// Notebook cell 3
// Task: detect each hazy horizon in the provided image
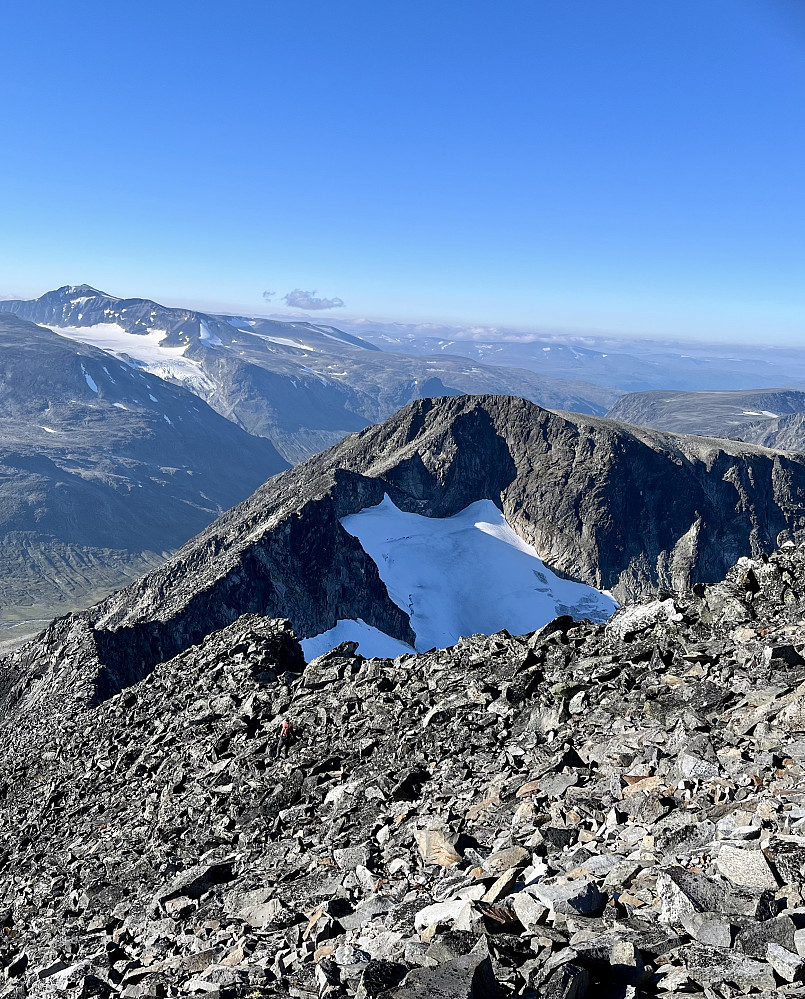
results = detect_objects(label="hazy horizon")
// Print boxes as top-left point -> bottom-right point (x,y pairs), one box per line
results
2,280 -> 803,350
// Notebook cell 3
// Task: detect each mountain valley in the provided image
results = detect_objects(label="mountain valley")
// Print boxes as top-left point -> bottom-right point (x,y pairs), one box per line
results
1,287 -> 619,464
0,314 -> 288,637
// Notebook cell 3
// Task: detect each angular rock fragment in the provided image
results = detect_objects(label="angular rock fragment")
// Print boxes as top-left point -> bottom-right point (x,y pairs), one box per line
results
5,541 -> 805,997
530,879 -> 605,917
415,829 -> 462,868
715,845 -> 779,891
767,941 -> 805,983
392,943 -> 502,998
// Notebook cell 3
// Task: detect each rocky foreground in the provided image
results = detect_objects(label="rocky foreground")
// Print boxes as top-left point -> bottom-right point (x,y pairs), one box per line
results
6,546 -> 805,996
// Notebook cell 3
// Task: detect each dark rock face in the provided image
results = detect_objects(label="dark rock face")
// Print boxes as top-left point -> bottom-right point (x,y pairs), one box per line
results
0,315 -> 288,636
5,543 -> 805,995
6,394 -> 805,721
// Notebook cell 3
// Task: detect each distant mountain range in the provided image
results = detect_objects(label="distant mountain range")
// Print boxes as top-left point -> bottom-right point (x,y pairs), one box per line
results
0,285 -> 621,632
343,319 -> 805,392
2,284 -> 804,636
1,286 -> 619,463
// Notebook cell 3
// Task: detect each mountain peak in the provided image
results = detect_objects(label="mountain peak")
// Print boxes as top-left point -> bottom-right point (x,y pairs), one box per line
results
55,284 -> 112,299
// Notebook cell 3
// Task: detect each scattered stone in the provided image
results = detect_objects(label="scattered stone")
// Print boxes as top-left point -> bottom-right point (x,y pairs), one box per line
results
530,879 -> 605,917
5,544 -> 805,996
681,912 -> 733,948
767,941 -> 805,982
415,829 -> 462,868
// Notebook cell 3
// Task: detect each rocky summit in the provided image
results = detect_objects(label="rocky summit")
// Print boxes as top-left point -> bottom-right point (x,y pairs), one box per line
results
5,540 -> 805,996
13,392 -> 805,685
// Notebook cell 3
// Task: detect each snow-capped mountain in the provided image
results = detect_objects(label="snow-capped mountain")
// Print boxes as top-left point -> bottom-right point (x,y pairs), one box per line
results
0,313 -> 287,637
1,284 -> 378,352
1,286 -> 620,463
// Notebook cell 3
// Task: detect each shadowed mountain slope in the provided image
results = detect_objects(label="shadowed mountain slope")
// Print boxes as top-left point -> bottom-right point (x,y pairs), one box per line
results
5,394 -> 805,715
0,314 -> 288,635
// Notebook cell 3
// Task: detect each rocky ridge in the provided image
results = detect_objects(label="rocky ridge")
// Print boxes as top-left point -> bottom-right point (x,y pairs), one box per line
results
5,543 -> 805,995
6,394 -> 805,725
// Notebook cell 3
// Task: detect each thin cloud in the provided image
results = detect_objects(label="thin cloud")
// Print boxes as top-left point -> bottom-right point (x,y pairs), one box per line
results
262,290 -> 275,301
283,289 -> 345,310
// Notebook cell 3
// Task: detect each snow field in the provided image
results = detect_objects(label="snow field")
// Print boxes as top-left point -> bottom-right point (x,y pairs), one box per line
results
301,495 -> 617,660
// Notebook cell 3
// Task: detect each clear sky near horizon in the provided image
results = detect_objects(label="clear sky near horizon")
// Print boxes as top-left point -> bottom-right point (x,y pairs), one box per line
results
1,0 -> 803,342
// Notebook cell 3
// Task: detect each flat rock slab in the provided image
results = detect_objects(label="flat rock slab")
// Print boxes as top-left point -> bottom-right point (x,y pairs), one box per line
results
716,846 -> 778,891
392,951 -> 502,998
530,879 -> 605,917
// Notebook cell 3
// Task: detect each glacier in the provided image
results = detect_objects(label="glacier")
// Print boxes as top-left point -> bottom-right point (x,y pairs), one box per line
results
301,495 -> 617,660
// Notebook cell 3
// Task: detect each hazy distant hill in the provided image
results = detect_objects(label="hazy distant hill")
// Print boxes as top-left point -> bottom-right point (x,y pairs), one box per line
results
348,320 -> 805,392
740,411 -> 805,453
606,387 -> 805,437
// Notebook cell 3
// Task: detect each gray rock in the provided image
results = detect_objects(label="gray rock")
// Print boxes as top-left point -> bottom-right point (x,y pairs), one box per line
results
683,944 -> 777,991
657,868 -> 727,924
767,941 -> 805,982
481,846 -> 529,875
716,846 -> 779,891
530,879 -> 605,917
735,914 -> 797,959
681,913 -> 733,949
537,963 -> 590,999
510,890 -> 549,933
607,939 -> 647,986
392,946 -> 502,998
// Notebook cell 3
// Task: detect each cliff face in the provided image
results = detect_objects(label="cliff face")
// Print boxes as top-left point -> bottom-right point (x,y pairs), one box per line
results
740,410 -> 805,453
93,393 -> 805,623
5,394 -> 805,711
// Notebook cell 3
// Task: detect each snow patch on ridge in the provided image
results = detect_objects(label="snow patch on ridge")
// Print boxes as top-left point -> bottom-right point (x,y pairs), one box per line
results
301,619 -> 416,661
199,320 -> 223,346
80,363 -> 98,393
303,495 -> 618,660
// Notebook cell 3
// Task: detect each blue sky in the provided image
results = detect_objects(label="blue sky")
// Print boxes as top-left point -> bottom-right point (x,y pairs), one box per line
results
1,0 -> 803,342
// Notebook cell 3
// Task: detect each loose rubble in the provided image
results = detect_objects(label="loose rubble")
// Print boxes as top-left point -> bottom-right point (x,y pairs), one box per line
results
5,545 -> 805,996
